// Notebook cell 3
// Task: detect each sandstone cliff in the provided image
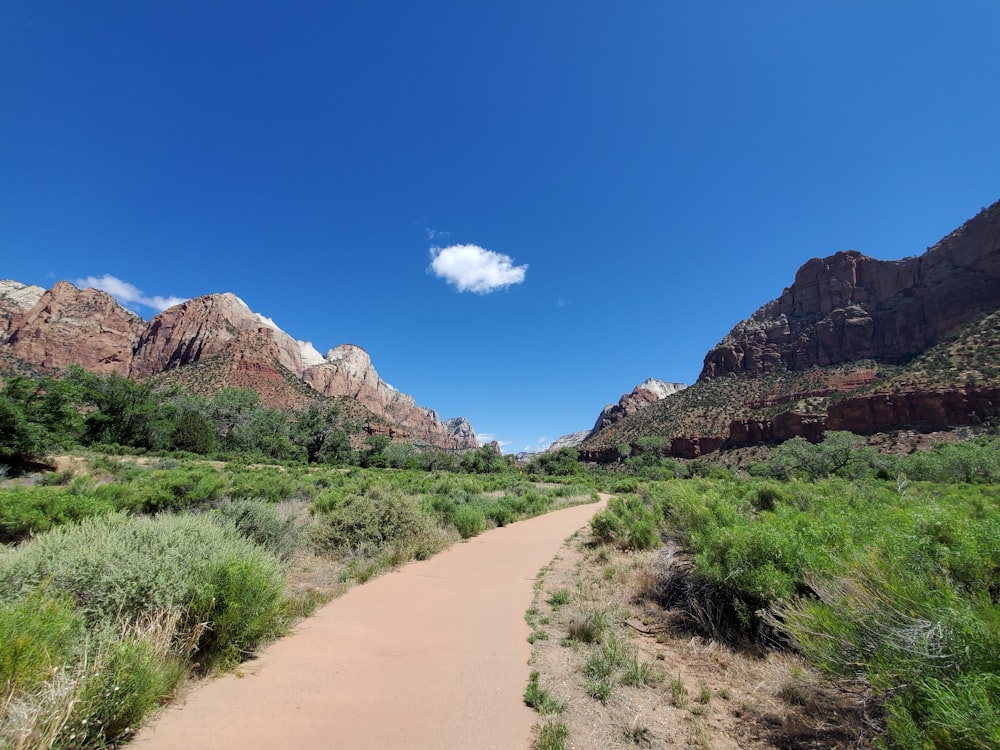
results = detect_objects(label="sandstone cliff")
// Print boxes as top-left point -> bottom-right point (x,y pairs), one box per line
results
130,293 -> 319,378
590,378 -> 686,435
701,199 -> 1000,378
304,345 -> 476,450
0,282 -> 476,451
582,200 -> 1000,461
0,280 -> 46,337
3,281 -> 146,375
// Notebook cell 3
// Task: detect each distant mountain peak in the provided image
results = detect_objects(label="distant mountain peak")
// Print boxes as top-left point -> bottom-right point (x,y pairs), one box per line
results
0,281 -> 478,451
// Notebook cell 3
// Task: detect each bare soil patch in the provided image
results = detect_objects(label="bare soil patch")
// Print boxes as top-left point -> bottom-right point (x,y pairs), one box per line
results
525,535 -> 875,749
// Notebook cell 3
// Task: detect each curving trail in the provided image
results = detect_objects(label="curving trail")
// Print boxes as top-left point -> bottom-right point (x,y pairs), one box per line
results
134,497 -> 606,750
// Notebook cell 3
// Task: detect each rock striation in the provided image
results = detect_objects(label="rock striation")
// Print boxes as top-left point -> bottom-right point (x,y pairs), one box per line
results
3,281 -> 146,375
590,378 -> 686,435
304,344 -> 475,450
0,280 -> 46,336
0,282 -> 477,451
701,200 -> 1000,378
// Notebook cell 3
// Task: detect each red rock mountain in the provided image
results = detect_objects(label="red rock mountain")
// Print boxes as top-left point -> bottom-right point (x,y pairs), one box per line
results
581,199 -> 1000,460
3,281 -> 146,375
304,344 -> 469,450
590,379 -> 686,435
0,283 -> 477,450
702,200 -> 1000,378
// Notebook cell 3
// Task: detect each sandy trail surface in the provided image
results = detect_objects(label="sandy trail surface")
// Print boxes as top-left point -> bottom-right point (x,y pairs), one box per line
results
134,498 -> 605,750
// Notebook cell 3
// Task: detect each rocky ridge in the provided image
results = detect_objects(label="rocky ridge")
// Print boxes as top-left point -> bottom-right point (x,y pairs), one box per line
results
581,199 -> 1000,461
547,378 -> 686,452
3,281 -> 147,375
702,200 -> 1000,378
0,281 -> 477,450
591,378 -> 686,434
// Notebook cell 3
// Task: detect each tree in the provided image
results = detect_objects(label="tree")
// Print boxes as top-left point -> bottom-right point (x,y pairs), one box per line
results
361,434 -> 391,468
67,368 -> 173,449
291,402 -> 348,463
530,447 -> 583,476
0,375 -> 83,470
209,388 -> 262,451
172,410 -> 216,454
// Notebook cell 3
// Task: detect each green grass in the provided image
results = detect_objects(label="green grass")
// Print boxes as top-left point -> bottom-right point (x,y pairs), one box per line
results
546,589 -> 571,610
535,719 -> 569,750
524,671 -> 566,715
566,607 -> 610,644
583,637 -> 654,702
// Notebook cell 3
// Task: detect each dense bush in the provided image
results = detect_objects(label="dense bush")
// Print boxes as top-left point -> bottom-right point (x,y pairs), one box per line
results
0,587 -> 84,699
451,503 -> 487,538
651,476 -> 1000,748
0,513 -> 289,668
309,484 -> 440,560
212,498 -> 303,561
0,485 -> 123,543
591,494 -> 662,550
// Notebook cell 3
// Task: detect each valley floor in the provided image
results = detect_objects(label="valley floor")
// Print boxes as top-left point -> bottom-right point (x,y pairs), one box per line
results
525,534 -> 875,749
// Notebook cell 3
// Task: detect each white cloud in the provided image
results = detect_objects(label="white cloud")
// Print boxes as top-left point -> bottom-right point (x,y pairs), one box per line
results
76,274 -> 187,313
425,227 -> 451,241
429,244 -> 527,294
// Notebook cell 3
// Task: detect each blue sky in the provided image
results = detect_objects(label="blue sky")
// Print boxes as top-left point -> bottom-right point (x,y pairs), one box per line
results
2,2 -> 999,453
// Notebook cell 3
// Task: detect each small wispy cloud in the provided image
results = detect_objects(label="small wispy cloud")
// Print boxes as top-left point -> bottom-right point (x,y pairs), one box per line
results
429,244 -> 527,294
425,227 -> 451,241
76,274 -> 187,313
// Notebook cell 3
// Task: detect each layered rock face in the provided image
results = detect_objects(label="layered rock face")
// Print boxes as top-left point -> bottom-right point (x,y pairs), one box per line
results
3,281 -> 146,375
701,199 -> 1000,378
590,378 -> 686,435
131,293 -> 317,378
0,280 -> 46,336
443,417 -> 478,447
547,430 -> 591,452
1,282 -> 476,451
304,345 -> 476,449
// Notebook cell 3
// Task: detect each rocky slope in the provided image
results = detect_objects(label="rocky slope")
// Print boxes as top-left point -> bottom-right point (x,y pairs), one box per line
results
2,281 -> 146,375
304,344 -> 471,449
546,379 -> 686,452
0,282 -> 477,450
590,378 -> 686,434
582,199 -> 1000,460
0,280 -> 46,336
702,200 -> 1000,378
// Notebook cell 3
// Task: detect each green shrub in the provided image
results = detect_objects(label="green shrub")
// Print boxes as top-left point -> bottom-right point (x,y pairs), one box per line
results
64,628 -> 185,747
0,587 -> 84,699
590,495 -> 661,550
227,466 -> 310,502
185,554 -> 289,670
309,484 -> 438,560
0,485 -> 121,543
213,498 -> 303,561
451,503 -> 487,538
138,465 -> 229,512
0,513 -> 289,670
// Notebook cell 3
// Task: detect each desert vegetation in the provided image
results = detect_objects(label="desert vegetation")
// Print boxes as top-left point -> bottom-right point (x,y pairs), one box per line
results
524,433 -> 999,749
4,363 -> 999,748
0,378 -> 598,748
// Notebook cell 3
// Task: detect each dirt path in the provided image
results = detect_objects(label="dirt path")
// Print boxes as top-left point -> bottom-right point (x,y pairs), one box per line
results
134,498 -> 606,750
